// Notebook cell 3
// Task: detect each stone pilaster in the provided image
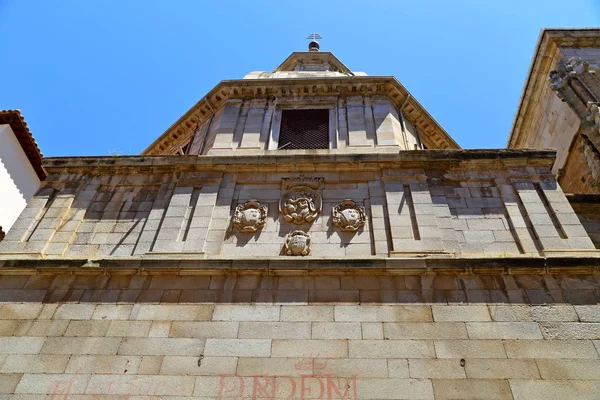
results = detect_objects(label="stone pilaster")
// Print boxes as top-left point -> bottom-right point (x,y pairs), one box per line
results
210,99 -> 243,150
346,96 -> 369,147
373,96 -> 402,147
240,99 -> 267,149
336,98 -> 348,149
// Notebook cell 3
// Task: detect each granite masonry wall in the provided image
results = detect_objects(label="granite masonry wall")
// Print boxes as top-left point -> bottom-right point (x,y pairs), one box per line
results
0,152 -> 595,260
190,95 -> 420,156
0,151 -> 599,399
0,271 -> 598,399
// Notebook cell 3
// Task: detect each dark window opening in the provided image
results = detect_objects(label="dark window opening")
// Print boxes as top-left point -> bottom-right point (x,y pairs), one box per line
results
178,142 -> 191,155
278,109 -> 329,150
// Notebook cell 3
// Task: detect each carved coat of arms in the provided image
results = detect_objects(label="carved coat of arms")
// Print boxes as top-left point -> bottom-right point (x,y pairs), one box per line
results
279,176 -> 323,225
332,199 -> 366,232
232,200 -> 268,233
284,230 -> 311,256
280,187 -> 322,224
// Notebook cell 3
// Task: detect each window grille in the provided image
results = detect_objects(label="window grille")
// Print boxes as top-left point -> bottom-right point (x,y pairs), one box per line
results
278,109 -> 329,150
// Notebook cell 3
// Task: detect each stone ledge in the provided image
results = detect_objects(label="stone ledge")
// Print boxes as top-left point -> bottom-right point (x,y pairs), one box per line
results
41,149 -> 557,176
0,256 -> 599,276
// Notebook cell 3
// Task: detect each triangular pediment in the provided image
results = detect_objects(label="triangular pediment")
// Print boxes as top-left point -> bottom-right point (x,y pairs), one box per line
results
276,51 -> 352,73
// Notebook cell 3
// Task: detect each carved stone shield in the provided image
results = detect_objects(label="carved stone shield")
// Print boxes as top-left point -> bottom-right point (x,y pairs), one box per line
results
280,186 -> 322,225
332,199 -> 366,232
232,200 -> 268,233
284,230 -> 311,256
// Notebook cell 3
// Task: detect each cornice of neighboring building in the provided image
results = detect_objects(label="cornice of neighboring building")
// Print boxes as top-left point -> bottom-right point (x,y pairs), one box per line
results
142,76 -> 460,156
0,109 -> 46,180
507,28 -> 600,149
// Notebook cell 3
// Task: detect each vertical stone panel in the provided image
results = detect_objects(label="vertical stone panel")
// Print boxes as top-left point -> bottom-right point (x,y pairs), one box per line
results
336,98 -> 348,149
133,181 -> 174,256
346,96 -> 369,147
259,99 -> 276,150
513,179 -> 571,252
385,177 -> 445,254
202,179 -> 236,256
231,100 -> 250,150
240,99 -> 267,149
152,186 -> 195,253
210,100 -> 243,150
188,117 -> 211,155
46,180 -> 98,257
200,107 -> 224,155
184,185 -> 221,253
368,180 -> 390,255
373,96 -> 402,147
364,97 -> 377,146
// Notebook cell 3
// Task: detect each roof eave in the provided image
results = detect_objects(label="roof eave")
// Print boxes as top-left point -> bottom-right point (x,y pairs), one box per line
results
143,76 -> 460,155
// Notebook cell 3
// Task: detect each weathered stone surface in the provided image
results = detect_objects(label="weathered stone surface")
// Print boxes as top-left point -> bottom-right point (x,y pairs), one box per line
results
510,379 -> 600,400
433,379 -> 513,400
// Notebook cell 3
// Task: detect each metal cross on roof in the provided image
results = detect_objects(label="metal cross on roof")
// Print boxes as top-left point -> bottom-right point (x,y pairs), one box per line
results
306,33 -> 322,41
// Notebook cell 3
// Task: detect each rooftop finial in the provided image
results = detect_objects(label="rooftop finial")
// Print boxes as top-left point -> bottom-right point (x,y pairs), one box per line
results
306,33 -> 322,52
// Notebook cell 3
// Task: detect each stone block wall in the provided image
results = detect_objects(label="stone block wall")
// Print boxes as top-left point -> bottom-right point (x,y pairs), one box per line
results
0,270 -> 598,399
194,95 -> 419,155
0,152 -> 595,260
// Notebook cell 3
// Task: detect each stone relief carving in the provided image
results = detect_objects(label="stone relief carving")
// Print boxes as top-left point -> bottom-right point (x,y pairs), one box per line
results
566,56 -> 598,77
232,200 -> 268,233
284,230 -> 311,256
586,102 -> 600,125
280,176 -> 323,225
549,70 -> 568,92
332,199 -> 366,232
282,176 -> 324,190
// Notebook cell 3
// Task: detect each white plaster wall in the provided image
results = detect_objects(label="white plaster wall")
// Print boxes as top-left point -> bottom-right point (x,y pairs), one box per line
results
0,124 -> 40,233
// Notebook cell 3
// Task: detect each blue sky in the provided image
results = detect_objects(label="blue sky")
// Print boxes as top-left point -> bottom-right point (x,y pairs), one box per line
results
1,1 -> 599,156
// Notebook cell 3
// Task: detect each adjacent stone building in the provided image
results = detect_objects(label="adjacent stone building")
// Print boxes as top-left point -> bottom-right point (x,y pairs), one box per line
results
509,28 -> 600,249
0,33 -> 598,399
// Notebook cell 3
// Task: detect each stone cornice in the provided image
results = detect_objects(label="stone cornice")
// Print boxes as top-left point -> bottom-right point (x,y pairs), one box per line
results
0,255 -> 598,275
142,76 -> 460,156
508,28 -> 600,149
42,149 -> 555,176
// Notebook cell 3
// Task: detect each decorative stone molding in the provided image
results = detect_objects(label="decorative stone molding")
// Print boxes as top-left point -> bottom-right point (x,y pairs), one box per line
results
548,70 -> 568,92
232,200 -> 268,233
142,76 -> 461,156
282,176 -> 324,190
332,199 -> 366,232
280,186 -> 322,224
586,102 -> 600,127
566,57 -> 598,77
284,230 -> 311,256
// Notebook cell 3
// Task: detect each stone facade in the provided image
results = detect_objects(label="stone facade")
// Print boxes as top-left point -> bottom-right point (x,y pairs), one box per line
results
0,39 -> 599,399
0,272 -> 598,399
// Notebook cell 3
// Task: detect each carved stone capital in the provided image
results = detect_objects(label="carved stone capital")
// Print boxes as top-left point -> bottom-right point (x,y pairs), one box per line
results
332,199 -> 366,232
233,200 -> 268,233
284,230 -> 311,256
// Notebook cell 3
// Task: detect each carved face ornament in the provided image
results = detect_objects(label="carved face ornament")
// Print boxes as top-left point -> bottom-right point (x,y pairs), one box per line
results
280,186 -> 322,224
284,230 -> 311,256
332,199 -> 366,232
233,200 -> 268,233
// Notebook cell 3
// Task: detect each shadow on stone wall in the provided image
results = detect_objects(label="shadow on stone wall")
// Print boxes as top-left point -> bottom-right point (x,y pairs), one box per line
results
0,273 -> 597,305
